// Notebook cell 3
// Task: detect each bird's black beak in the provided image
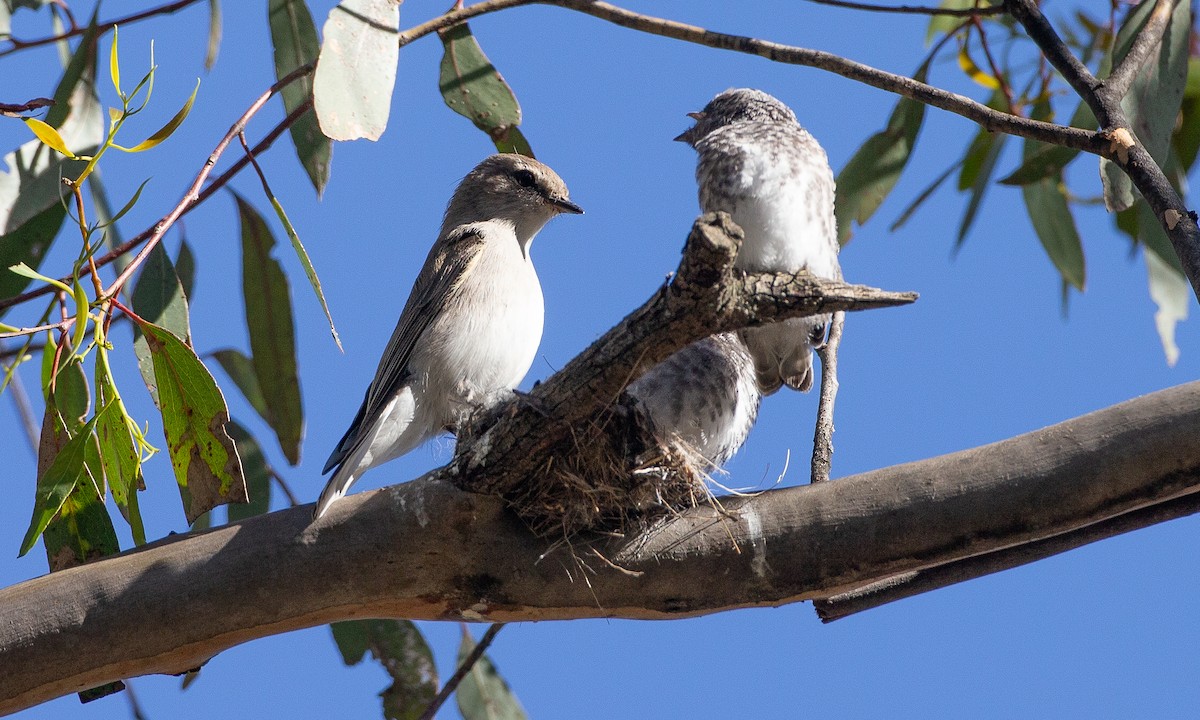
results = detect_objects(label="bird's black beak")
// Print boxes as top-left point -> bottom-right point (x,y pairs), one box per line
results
553,197 -> 584,215
673,111 -> 705,144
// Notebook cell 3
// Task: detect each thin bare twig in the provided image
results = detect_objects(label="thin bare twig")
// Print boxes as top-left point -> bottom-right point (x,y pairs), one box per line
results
416,624 -> 505,720
0,0 -> 204,58
268,469 -> 301,508
810,311 -> 844,483
803,0 -> 1005,16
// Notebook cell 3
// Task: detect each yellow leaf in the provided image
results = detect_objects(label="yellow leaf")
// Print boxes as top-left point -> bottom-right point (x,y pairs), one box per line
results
23,117 -> 76,158
110,25 -> 122,99
115,78 -> 199,153
957,45 -> 1002,90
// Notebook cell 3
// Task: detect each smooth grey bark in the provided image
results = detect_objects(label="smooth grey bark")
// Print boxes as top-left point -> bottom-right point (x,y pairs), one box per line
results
2,381 -> 1199,714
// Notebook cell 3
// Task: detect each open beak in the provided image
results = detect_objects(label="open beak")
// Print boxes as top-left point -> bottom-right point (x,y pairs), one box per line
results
673,111 -> 705,144
552,197 -> 584,215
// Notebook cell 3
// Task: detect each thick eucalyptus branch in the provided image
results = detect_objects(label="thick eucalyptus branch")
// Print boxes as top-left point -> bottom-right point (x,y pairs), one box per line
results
1004,0 -> 1200,303
2,380 -> 1198,714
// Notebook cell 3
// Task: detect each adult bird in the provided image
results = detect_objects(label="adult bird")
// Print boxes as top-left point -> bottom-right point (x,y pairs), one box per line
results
676,88 -> 842,394
314,154 -> 583,519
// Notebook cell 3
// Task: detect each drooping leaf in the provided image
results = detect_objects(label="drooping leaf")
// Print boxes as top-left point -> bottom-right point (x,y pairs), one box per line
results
211,348 -> 269,419
53,355 -> 90,428
313,0 -> 400,141
958,131 -> 1008,246
269,0 -> 331,194
235,195 -> 303,465
205,0 -> 222,70
94,350 -> 146,543
332,620 -> 438,720
138,321 -> 247,524
438,22 -> 531,156
1099,0 -> 1191,211
1172,57 -> 1200,172
835,64 -> 929,245
1146,248 -> 1189,366
42,441 -> 120,571
225,421 -> 271,522
956,43 -> 1001,90
20,404 -> 104,557
132,241 -> 191,407
493,125 -> 533,158
24,117 -> 77,158
0,204 -> 66,314
176,235 -> 196,300
889,159 -> 960,232
1022,174 -> 1085,291
456,626 -> 527,720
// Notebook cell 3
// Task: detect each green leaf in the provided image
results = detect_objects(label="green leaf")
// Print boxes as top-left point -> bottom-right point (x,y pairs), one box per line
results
958,131 -> 1008,247
139,321 -> 247,524
889,159 -> 959,232
115,79 -> 199,152
205,0 -> 222,70
1099,0 -> 1192,212
457,626 -> 527,720
20,405 -> 103,557
235,195 -> 303,465
1021,176 -> 1085,291
997,101 -> 1096,186
438,22 -> 531,156
53,355 -> 90,428
42,443 -> 120,571
1146,248 -> 1189,366
1172,58 -> 1200,172
132,241 -> 191,407
269,0 -> 331,195
211,348 -> 268,419
225,421 -> 270,522
492,125 -> 534,158
331,620 -> 438,720
176,235 -> 196,300
835,64 -> 929,245
94,352 -> 146,543
312,0 -> 400,141
0,204 -> 66,313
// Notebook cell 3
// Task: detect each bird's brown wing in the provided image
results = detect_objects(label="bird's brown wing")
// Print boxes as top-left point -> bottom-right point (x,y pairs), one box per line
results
322,226 -> 487,473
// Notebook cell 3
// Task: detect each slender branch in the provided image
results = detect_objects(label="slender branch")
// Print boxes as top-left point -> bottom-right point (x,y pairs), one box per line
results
802,0 -> 1005,16
0,69 -> 313,315
0,318 -> 74,340
0,0 -> 204,58
416,624 -> 505,720
1104,0 -> 1177,101
1002,0 -> 1106,121
810,311 -> 844,483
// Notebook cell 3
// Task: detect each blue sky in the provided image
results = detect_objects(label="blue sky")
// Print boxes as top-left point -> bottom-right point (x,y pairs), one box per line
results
2,1 -> 1198,718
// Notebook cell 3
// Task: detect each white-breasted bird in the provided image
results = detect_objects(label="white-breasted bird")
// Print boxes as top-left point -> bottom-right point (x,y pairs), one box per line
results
676,88 -> 842,395
314,154 -> 583,519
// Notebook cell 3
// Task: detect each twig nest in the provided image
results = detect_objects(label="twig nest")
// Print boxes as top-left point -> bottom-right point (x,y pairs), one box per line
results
454,394 -> 709,540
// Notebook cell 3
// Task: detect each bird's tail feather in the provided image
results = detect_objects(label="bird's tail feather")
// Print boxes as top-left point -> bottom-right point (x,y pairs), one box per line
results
314,461 -> 360,520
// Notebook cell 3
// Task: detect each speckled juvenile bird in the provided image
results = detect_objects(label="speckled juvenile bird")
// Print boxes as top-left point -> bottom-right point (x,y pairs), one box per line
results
676,88 -> 842,394
628,332 -> 761,469
314,154 -> 583,519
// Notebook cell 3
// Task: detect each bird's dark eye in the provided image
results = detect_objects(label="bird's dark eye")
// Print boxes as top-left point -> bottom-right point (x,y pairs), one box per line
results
512,168 -> 538,189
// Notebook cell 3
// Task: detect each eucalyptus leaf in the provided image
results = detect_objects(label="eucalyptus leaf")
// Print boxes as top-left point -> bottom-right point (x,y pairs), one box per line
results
332,620 -> 438,720
313,0 -> 400,142
132,242 -> 191,407
139,322 -> 247,524
439,22 -> 531,156
1146,248 -> 1189,367
269,0 -> 331,194
225,421 -> 270,522
235,195 -> 303,466
835,64 -> 929,245
456,627 -> 527,720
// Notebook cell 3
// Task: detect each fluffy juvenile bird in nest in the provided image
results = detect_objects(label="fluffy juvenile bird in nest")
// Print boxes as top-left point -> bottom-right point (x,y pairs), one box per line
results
314,154 -> 583,519
677,88 -> 842,394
